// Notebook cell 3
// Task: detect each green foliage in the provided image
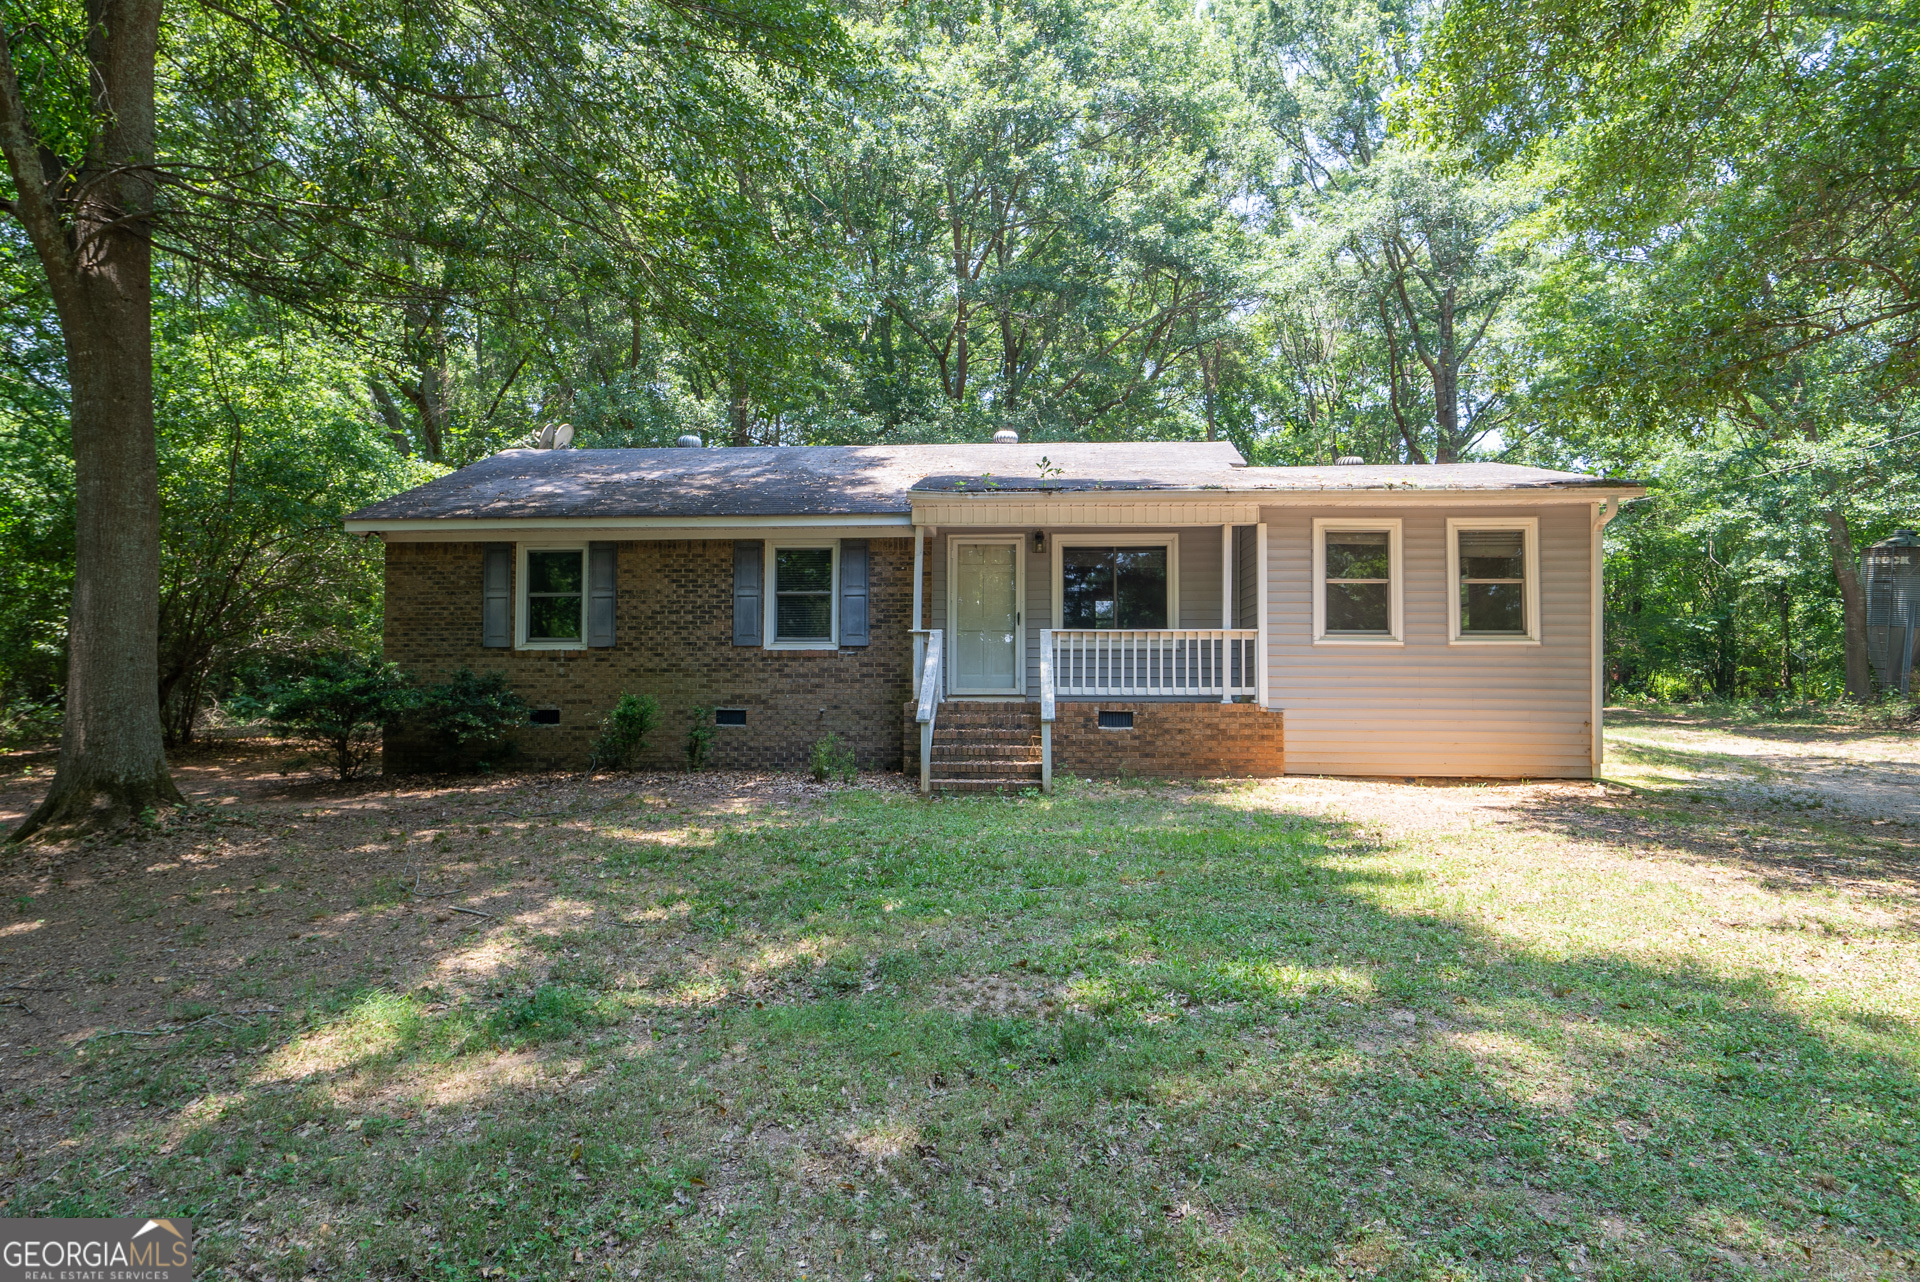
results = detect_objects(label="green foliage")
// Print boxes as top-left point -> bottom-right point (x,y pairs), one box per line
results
154,294 -> 433,744
590,693 -> 662,771
409,670 -> 530,770
685,706 -> 716,772
264,655 -> 418,780
807,732 -> 858,784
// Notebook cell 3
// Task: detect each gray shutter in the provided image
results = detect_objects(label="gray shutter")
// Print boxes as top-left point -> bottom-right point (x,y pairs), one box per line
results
482,543 -> 512,648
732,540 -> 763,646
588,542 -> 617,647
839,539 -> 869,646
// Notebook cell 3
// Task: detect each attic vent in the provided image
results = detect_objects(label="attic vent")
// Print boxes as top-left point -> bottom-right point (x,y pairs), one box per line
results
676,434 -> 703,448
1335,455 -> 1365,465
992,428 -> 1019,444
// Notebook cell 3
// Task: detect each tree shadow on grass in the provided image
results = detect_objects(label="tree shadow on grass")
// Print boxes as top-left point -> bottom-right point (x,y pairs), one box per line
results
1507,740 -> 1920,898
15,783 -> 1920,1280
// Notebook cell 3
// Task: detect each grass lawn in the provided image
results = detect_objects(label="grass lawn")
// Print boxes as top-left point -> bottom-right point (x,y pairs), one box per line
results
2,712 -> 1917,1280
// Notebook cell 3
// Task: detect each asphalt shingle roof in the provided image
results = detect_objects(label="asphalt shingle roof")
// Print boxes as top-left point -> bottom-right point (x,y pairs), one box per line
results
345,444 -> 1641,525
346,443 -> 1247,522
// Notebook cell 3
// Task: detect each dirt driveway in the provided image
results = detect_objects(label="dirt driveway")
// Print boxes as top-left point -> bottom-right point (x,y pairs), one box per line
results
1604,708 -> 1920,826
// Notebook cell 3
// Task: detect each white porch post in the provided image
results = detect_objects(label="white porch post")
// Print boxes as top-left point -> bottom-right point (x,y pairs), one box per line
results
912,526 -> 926,699
1220,524 -> 1233,702
1255,522 -> 1270,709
913,525 -> 925,632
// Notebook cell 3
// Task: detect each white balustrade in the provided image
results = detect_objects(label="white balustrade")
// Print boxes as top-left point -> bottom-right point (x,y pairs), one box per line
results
1046,629 -> 1257,700
915,630 -> 944,795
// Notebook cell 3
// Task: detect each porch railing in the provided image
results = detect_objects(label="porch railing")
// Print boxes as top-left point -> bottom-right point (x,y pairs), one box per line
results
914,629 -> 944,795
1047,629 -> 1258,701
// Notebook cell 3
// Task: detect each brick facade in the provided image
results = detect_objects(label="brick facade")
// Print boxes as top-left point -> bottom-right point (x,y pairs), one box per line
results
903,699 -> 1284,780
1050,701 -> 1284,779
382,539 -> 915,773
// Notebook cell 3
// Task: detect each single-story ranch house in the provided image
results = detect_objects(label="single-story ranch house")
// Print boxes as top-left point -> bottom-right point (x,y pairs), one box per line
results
344,439 -> 1645,790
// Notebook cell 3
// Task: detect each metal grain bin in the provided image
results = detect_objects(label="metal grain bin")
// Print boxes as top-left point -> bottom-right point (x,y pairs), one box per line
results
1866,529 -> 1920,694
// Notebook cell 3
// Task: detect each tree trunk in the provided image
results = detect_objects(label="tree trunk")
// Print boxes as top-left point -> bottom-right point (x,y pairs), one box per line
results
1778,589 -> 1793,698
1825,507 -> 1873,700
728,355 -> 752,446
2,0 -> 181,839
1432,286 -> 1460,462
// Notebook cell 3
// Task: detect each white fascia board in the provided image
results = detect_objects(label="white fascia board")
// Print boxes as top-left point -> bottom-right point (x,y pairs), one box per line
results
1238,486 -> 1646,506
910,487 -> 1642,520
347,513 -> 912,541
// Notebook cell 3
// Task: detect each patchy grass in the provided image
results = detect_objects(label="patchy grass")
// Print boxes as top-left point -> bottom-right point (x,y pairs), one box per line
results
1,731 -> 1918,1280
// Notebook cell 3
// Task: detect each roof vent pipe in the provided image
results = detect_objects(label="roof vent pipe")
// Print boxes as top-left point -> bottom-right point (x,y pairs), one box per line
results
675,434 -> 703,448
1335,455 -> 1365,465
992,428 -> 1020,444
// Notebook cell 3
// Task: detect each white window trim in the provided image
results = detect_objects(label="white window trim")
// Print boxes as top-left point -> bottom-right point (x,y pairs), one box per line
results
1447,516 -> 1542,645
1048,533 -> 1181,630
765,540 -> 839,650
515,544 -> 588,650
1312,518 -> 1404,646
947,534 -> 1027,696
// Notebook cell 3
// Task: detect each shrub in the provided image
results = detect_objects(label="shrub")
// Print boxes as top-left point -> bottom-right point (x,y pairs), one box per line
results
264,655 -> 418,780
686,706 -> 715,771
409,669 -> 529,770
590,692 -> 661,770
808,731 -> 857,784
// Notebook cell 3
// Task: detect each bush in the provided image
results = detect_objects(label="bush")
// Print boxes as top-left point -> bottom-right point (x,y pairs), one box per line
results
264,654 -> 418,780
686,705 -> 715,771
590,692 -> 661,770
409,668 -> 529,769
808,731 -> 857,784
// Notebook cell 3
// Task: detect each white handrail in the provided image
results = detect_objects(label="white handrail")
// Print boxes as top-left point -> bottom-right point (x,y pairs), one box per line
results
1038,629 -> 1055,794
1050,629 -> 1257,699
916,630 -> 943,794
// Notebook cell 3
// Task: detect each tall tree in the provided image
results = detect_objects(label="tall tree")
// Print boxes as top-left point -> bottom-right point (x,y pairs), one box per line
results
1418,0 -> 1920,695
0,0 -> 847,837
0,0 -> 176,832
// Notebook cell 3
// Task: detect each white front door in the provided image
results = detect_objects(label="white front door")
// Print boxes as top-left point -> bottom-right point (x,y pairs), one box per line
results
951,540 -> 1022,694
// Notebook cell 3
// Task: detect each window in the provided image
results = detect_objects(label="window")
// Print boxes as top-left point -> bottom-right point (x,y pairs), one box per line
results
529,707 -> 561,725
768,543 -> 837,647
1312,519 -> 1402,644
1448,518 -> 1540,643
1097,709 -> 1135,729
1055,539 -> 1176,629
519,546 -> 586,647
715,708 -> 748,726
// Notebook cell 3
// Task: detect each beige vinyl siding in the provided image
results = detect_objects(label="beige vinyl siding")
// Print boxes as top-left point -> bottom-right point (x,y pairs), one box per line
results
927,527 -> 1224,694
1265,502 -> 1595,778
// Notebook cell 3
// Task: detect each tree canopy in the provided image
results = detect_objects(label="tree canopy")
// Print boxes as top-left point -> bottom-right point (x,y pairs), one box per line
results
0,0 -> 1914,828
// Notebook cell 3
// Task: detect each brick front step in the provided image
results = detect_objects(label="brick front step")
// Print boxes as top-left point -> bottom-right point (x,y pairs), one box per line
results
936,715 -> 1040,731
931,759 -> 1045,777
931,732 -> 1037,748
932,746 -> 1044,761
930,777 -> 1043,793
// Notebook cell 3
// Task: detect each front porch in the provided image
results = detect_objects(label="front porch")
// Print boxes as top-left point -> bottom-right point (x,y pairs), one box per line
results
905,627 -> 1284,793
904,508 -> 1279,791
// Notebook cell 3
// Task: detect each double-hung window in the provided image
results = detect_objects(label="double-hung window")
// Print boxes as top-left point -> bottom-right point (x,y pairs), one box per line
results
1313,519 -> 1402,644
519,546 -> 586,647
768,543 -> 838,647
1448,518 -> 1539,643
